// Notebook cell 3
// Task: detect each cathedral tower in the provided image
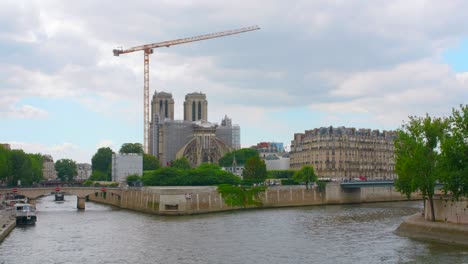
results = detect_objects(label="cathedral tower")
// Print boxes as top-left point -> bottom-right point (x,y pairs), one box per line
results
184,92 -> 208,122
151,91 -> 174,121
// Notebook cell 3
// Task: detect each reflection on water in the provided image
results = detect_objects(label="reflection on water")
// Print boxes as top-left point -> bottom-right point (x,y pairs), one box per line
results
0,196 -> 467,264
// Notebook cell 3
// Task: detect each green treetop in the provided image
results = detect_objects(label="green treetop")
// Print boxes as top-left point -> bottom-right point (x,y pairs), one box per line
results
439,104 -> 468,199
218,148 -> 258,167
242,156 -> 267,181
293,165 -> 317,190
0,146 -> 11,183
170,157 -> 192,170
143,153 -> 160,171
119,143 -> 144,154
91,147 -> 114,181
55,159 -> 78,181
0,147 -> 43,186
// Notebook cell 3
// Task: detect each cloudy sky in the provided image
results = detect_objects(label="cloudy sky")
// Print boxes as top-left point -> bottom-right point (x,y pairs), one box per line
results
1,0 -> 467,163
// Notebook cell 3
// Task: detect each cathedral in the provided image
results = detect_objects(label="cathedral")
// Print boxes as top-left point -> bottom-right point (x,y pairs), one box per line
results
149,91 -> 240,167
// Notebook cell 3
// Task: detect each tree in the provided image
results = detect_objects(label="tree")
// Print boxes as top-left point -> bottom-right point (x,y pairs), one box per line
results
141,164 -> 240,186
143,154 -> 160,171
55,159 -> 77,181
394,114 -> 446,221
218,184 -> 266,208
293,165 -> 317,190
267,170 -> 295,179
439,105 -> 468,199
89,170 -> 109,181
9,149 -> 33,186
0,147 -> 44,186
126,174 -> 141,182
28,153 -> 44,183
170,157 -> 191,170
142,167 -> 184,186
119,143 -> 144,154
316,180 -> 327,192
218,148 -> 258,167
91,147 -> 114,181
242,156 -> 267,181
0,145 -> 11,184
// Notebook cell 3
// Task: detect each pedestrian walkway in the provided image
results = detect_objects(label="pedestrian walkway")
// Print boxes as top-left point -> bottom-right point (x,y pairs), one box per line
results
0,207 -> 16,243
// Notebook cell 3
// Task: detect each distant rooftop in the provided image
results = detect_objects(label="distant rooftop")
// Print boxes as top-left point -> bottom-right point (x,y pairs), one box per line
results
298,126 -> 396,138
152,91 -> 173,98
185,92 -> 206,99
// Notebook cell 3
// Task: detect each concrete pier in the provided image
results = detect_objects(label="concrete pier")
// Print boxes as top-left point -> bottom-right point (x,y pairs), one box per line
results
77,197 -> 86,210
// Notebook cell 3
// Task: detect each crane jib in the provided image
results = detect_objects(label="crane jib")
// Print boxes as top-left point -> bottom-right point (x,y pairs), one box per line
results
113,25 -> 260,55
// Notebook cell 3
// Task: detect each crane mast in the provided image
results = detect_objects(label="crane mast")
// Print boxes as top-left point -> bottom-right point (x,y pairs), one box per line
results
114,25 -> 260,154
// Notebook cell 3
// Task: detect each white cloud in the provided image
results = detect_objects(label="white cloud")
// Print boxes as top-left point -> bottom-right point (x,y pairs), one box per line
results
1,0 -> 468,151
0,95 -> 49,119
6,105 -> 49,119
96,140 -> 114,150
8,142 -> 92,163
311,60 -> 468,126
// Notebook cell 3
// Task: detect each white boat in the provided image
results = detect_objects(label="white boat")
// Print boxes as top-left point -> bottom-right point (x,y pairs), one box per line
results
13,203 -> 37,225
4,193 -> 28,206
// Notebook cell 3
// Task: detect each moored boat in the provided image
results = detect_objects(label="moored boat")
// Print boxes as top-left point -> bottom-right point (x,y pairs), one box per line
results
55,192 -> 64,201
13,203 -> 37,225
4,193 -> 28,206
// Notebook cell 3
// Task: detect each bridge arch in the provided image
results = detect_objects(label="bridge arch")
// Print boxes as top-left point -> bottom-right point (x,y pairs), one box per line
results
0,187 -> 121,210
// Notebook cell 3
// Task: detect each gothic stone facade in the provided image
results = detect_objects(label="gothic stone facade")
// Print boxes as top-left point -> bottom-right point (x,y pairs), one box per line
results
150,91 -> 238,167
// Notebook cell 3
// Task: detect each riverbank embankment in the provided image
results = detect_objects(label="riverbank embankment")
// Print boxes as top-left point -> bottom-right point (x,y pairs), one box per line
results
0,209 -> 16,243
395,213 -> 468,246
88,183 -> 420,216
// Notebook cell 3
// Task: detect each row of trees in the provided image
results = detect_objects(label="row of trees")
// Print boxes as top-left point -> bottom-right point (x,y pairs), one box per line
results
216,165 -> 320,208
217,148 -> 268,182
395,105 -> 467,221
0,145 -> 83,185
142,162 -> 240,186
140,155 -> 320,188
90,143 -> 160,181
0,146 -> 43,186
218,148 -> 258,167
218,148 -> 318,186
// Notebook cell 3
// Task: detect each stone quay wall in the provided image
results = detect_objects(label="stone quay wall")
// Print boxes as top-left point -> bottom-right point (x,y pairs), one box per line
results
424,196 -> 468,224
395,213 -> 468,246
0,209 -> 16,243
88,183 -> 418,215
396,195 -> 467,246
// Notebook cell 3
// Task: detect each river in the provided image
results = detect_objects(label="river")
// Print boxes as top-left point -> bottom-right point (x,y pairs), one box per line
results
0,195 -> 467,264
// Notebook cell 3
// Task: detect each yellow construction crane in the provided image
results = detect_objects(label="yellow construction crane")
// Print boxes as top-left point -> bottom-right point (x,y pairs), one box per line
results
113,25 -> 260,154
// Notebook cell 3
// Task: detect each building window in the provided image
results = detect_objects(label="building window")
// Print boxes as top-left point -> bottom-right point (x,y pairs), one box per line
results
198,101 -> 202,120
164,100 -> 168,118
192,102 -> 196,121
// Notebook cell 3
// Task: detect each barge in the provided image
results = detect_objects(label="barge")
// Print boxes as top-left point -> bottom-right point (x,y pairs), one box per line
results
13,203 -> 37,225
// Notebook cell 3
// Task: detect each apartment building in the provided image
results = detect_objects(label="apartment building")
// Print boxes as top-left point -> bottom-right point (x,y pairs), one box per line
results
290,126 -> 396,180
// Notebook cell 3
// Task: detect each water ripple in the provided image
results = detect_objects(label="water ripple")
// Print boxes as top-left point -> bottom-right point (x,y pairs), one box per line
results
0,196 -> 467,264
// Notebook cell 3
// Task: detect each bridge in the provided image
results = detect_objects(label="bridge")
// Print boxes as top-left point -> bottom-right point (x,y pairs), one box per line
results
340,180 -> 444,191
340,180 -> 395,189
0,187 -> 121,209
